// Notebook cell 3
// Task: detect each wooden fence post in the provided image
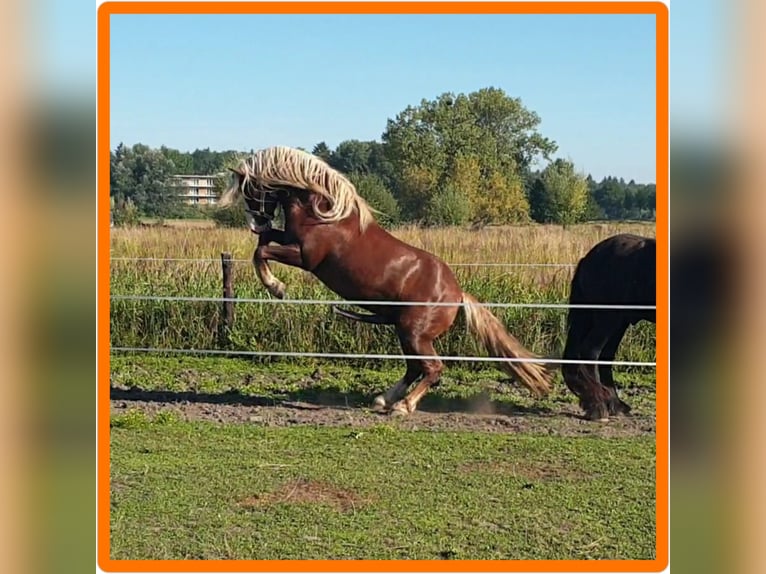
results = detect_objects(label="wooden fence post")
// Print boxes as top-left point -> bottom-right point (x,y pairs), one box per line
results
219,252 -> 234,346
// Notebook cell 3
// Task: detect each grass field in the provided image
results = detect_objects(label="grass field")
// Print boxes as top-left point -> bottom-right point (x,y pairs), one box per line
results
111,420 -> 655,561
108,221 -> 658,562
110,356 -> 657,561
109,222 -> 656,364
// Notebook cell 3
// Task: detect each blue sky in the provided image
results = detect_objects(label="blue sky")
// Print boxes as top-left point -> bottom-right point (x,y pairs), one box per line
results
43,0 -> 726,185
108,11 -> 656,182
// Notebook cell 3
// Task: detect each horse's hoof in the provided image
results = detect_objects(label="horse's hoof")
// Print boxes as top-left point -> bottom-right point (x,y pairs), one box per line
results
371,395 -> 388,412
583,403 -> 610,422
389,401 -> 411,417
273,283 -> 286,299
607,398 -> 632,416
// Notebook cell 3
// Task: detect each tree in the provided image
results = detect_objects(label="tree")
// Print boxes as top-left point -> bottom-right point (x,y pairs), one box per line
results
328,140 -> 374,174
110,143 -> 134,202
160,146 -> 194,173
635,184 -> 656,219
381,87 -> 556,223
190,148 -> 218,174
348,172 -> 400,227
534,159 -> 589,225
424,184 -> 471,226
109,143 -> 184,217
583,187 -> 607,220
453,155 -> 530,223
593,177 -> 628,219
110,196 -> 140,226
472,170 -> 531,224
395,164 -> 440,221
312,142 -> 333,163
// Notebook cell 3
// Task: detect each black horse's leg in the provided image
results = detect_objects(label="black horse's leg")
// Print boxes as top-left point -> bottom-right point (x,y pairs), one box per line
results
598,321 -> 632,416
562,310 -> 593,406
576,317 -> 623,421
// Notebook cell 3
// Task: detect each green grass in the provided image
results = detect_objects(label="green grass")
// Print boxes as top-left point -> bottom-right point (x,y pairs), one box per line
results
108,221 -> 658,562
109,265 -> 655,365
110,419 -> 656,561
109,222 -> 657,365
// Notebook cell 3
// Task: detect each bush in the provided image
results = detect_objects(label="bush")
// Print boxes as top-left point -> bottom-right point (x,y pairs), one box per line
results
424,185 -> 470,226
349,172 -> 400,228
111,196 -> 141,227
210,202 -> 248,228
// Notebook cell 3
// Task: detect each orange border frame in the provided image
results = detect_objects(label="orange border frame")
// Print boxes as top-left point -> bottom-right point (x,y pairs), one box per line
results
97,2 -> 669,572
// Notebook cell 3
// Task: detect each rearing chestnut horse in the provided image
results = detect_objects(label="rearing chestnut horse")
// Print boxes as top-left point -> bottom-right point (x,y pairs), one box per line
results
218,146 -> 552,415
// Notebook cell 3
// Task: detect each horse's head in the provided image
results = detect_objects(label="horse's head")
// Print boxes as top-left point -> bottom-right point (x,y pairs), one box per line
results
223,167 -> 282,234
219,146 -> 377,234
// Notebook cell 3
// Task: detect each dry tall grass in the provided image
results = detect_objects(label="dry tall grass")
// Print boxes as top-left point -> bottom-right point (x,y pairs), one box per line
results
110,222 -> 656,368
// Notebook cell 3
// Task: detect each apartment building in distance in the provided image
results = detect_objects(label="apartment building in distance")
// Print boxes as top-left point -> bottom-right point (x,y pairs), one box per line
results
171,174 -> 222,205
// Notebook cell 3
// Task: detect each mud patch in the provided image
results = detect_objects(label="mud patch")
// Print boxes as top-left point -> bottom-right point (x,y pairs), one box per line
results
238,479 -> 366,513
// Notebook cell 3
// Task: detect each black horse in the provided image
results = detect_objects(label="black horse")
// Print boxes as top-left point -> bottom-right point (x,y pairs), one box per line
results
561,233 -> 656,421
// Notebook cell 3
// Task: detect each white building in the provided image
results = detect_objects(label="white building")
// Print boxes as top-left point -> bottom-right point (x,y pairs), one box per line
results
171,174 -> 222,205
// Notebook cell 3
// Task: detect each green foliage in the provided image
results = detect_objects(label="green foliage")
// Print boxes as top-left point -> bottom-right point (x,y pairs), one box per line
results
348,172 -> 400,227
110,196 -> 141,227
210,174 -> 248,228
109,86 -> 654,224
470,170 -> 531,225
587,177 -> 655,221
424,184 -> 471,226
381,88 -> 551,224
532,159 -> 589,226
328,140 -> 374,174
311,141 -> 333,163
109,259 -> 655,368
210,202 -> 248,228
110,143 -> 184,218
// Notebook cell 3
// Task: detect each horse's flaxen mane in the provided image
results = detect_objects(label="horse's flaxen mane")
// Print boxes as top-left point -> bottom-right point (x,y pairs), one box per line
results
218,146 -> 375,231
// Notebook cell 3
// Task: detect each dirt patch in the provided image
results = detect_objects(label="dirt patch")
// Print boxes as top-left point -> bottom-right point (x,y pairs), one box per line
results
110,394 -> 655,439
238,479 -> 366,513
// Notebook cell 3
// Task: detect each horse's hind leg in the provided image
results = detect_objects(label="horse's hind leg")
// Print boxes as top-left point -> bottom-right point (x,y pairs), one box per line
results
577,317 -> 624,421
599,321 -> 632,416
386,304 -> 458,416
372,359 -> 421,412
372,330 -> 423,412
562,310 -> 595,406
391,341 -> 444,415
390,336 -> 443,416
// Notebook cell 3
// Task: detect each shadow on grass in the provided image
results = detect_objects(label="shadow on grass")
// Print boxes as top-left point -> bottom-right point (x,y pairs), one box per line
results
109,384 -> 556,417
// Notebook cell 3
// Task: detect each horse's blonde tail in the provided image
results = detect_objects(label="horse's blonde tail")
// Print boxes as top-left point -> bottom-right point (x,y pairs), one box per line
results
461,292 -> 553,397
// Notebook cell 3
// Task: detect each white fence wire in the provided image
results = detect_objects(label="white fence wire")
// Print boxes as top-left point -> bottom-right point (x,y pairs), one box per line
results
110,256 -> 577,268
110,257 -> 656,368
110,294 -> 655,311
109,346 -> 656,367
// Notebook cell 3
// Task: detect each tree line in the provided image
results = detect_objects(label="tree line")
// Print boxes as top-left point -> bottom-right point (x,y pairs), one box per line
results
110,87 -> 655,227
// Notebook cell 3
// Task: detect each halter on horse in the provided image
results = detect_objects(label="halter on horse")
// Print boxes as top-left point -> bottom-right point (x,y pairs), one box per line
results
219,146 -> 553,415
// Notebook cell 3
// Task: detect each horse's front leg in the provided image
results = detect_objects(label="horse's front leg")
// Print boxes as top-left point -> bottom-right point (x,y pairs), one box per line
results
253,235 -> 303,299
